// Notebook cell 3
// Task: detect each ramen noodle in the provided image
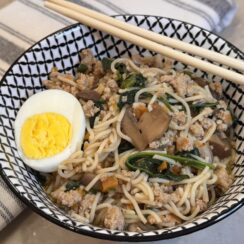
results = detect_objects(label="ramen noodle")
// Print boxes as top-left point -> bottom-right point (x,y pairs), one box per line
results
42,49 -> 235,231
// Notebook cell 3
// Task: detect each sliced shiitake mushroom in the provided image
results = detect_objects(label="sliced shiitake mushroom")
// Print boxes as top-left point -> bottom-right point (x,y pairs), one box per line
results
138,103 -> 171,143
76,90 -> 101,101
121,108 -> 148,151
80,173 -> 101,191
209,134 -> 232,159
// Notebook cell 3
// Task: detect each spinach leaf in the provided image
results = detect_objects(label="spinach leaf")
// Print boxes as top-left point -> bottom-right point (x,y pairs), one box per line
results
158,96 -> 173,111
77,63 -> 88,73
115,62 -> 127,74
190,102 -> 217,113
126,155 -> 188,181
177,148 -> 200,157
65,181 -> 81,192
114,62 -> 127,87
118,139 -> 134,154
101,57 -> 114,72
126,151 -> 214,175
89,99 -> 105,128
121,73 -> 146,89
117,88 -> 140,110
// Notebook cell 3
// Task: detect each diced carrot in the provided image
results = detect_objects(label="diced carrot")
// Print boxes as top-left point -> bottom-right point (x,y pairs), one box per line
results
101,176 -> 118,192
171,165 -> 181,175
158,161 -> 168,172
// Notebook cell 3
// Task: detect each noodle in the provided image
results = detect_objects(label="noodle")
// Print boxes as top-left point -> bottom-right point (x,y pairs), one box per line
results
43,50 -> 234,232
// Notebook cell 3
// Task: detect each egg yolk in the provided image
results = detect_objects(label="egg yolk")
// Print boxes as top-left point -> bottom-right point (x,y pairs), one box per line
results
20,112 -> 72,159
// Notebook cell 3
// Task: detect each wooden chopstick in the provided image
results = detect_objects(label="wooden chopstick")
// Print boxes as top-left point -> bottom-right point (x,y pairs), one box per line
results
47,0 -> 244,73
44,0 -> 244,86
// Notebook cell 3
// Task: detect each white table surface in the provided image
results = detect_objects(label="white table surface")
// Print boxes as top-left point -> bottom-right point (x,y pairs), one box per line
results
0,0 -> 244,243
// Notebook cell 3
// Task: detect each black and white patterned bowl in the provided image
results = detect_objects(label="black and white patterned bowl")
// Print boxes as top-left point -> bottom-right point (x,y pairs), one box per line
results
0,15 -> 243,241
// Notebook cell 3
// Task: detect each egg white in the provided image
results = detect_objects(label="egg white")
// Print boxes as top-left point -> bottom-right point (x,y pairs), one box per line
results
14,89 -> 86,173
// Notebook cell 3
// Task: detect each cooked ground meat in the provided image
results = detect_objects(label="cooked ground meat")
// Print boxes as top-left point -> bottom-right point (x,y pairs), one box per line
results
153,183 -> 180,207
214,166 -> 233,192
103,206 -> 125,230
176,134 -> 194,152
82,100 -> 100,117
51,186 -> 83,208
79,193 -> 96,219
170,73 -> 191,97
190,122 -> 205,138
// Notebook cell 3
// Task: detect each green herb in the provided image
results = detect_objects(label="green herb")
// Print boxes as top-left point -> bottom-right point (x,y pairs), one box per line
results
177,148 -> 200,157
158,96 -> 173,111
126,155 -> 188,181
101,57 -> 114,72
190,102 -> 217,113
77,63 -> 88,73
118,139 -> 134,154
115,62 -> 127,87
89,99 -> 105,128
121,73 -> 146,89
117,88 -> 140,110
115,62 -> 127,74
126,152 -> 214,177
65,181 -> 81,192
94,99 -> 105,109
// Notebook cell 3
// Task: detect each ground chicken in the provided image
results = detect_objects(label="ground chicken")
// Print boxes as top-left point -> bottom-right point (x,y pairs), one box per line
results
201,118 -> 213,130
176,135 -> 194,152
172,111 -> 186,126
79,193 -> 96,219
107,79 -> 119,92
79,49 -> 103,79
190,122 -> 205,138
216,119 -> 228,132
44,71 -> 79,95
149,130 -> 176,149
82,100 -> 100,117
214,166 -> 233,192
159,75 -> 175,83
215,109 -> 232,126
152,183 -> 180,207
187,82 -> 202,96
102,87 -> 112,100
76,73 -> 95,90
170,73 -> 191,97
159,214 -> 181,227
51,187 -> 82,208
103,206 -> 124,230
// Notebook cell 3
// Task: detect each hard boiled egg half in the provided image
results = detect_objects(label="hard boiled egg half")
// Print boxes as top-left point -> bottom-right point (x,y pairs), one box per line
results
15,89 -> 86,173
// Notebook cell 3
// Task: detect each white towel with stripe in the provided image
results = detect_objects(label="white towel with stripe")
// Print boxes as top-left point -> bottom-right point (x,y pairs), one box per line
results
0,0 -> 237,230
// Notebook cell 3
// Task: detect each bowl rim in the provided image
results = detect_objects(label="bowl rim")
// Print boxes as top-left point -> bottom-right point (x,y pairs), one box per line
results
0,14 -> 243,242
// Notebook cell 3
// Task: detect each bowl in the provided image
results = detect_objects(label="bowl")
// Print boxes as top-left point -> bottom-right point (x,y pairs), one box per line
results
0,15 -> 243,241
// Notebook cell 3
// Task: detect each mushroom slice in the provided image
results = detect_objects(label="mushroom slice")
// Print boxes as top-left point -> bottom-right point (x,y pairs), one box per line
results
138,103 -> 171,143
193,77 -> 208,87
121,108 -> 147,151
209,134 -> 232,159
80,173 -> 101,191
76,90 -> 101,101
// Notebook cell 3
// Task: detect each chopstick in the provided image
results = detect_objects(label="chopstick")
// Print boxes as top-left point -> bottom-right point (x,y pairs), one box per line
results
44,0 -> 244,86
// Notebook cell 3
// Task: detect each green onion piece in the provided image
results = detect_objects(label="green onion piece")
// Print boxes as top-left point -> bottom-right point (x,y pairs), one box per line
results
77,63 -> 88,73
101,57 -> 114,72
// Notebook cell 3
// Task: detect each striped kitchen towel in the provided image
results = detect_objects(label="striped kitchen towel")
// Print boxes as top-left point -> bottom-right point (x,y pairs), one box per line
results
0,0 -> 237,231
